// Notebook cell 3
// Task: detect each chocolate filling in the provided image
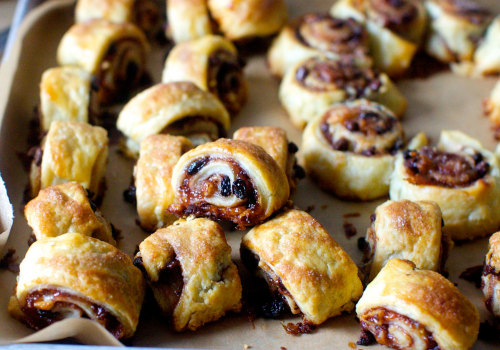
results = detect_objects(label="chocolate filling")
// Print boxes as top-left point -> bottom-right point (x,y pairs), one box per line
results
368,0 -> 419,35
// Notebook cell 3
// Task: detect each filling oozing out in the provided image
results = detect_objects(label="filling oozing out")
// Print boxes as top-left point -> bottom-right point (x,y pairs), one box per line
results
482,263 -> 500,314
403,147 -> 489,187
367,0 -> 419,35
21,289 -> 124,339
163,116 -> 225,147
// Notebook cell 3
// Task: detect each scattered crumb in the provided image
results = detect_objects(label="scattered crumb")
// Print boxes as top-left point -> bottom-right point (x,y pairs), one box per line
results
282,322 -> 316,335
321,204 -> 328,210
343,212 -> 360,218
280,347 -> 287,350
348,341 -> 356,349
305,205 -> 315,213
244,344 -> 252,349
357,330 -> 376,346
343,222 -> 357,239
0,248 -> 19,273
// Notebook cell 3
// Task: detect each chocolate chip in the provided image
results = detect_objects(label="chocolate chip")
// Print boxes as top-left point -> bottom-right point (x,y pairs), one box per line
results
220,176 -> 231,197
357,330 -> 376,346
333,138 -> 350,151
123,185 -> 136,205
357,237 -> 368,252
344,120 -> 360,132
473,153 -> 483,164
295,66 -> 308,81
232,179 -> 248,199
370,213 -> 376,223
187,157 -> 209,175
288,142 -> 299,154
293,164 -> 306,179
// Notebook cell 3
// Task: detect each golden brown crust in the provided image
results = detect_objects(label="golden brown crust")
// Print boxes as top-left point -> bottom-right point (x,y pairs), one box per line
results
166,0 -> 213,43
482,231 -> 500,317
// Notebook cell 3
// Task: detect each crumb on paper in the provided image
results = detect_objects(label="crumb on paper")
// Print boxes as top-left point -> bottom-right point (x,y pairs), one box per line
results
321,204 -> 328,210
343,222 -> 357,239
348,341 -> 356,349
343,212 -> 360,218
280,347 -> 287,350
244,344 -> 251,349
305,205 -> 315,213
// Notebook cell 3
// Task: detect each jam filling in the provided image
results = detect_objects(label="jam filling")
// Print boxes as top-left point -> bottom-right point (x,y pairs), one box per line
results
368,0 -> 419,35
403,147 -> 489,188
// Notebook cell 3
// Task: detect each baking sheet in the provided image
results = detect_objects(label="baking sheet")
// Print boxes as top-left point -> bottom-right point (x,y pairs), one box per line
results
0,0 -> 500,348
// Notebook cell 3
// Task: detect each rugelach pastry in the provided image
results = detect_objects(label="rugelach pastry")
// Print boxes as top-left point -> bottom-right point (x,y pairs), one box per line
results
241,209 -> 363,326
390,130 -> 500,241
162,35 -> 247,116
8,233 -> 145,340
24,182 -> 116,245
302,99 -> 405,200
57,19 -> 149,104
29,121 -> 108,202
134,135 -> 193,232
268,13 -> 372,77
364,199 -> 451,281
279,56 -> 406,129
356,258 -> 480,350
134,217 -> 242,331
116,81 -> 230,158
233,126 -> 303,193
38,67 -> 96,132
482,231 -> 500,319
168,138 -> 290,229
484,79 -> 500,130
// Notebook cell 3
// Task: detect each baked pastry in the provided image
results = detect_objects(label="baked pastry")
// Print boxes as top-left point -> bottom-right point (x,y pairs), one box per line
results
484,79 -> 500,129
57,19 -> 149,104
331,0 -> 426,77
268,13 -> 372,77
166,0 -> 213,43
24,182 -> 116,245
357,258 -> 479,350
8,232 -> 145,340
240,209 -> 363,326
233,126 -> 302,193
162,35 -> 247,116
38,67 -> 96,132
364,199 -> 451,281
116,82 -> 230,158
482,231 -> 500,318
302,99 -> 405,200
169,138 -> 290,229
134,135 -> 193,232
279,56 -> 406,129
134,217 -> 242,331
75,0 -> 161,37
389,130 -> 500,241
424,0 -> 491,64
29,121 -> 108,202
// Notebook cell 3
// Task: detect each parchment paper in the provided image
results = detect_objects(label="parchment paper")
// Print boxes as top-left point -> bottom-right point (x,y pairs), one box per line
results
0,0 -> 500,348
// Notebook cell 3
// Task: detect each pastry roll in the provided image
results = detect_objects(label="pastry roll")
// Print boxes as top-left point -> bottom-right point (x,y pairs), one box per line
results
39,67 -> 96,132
24,182 -> 116,245
75,0 -> 161,37
484,79 -> 500,130
302,99 -> 405,200
116,82 -> 230,158
424,0 -> 491,63
279,56 -> 406,129
134,135 -> 193,232
357,259 -> 479,350
241,209 -> 363,326
57,19 -> 149,104
482,231 -> 500,318
8,233 -> 145,340
390,130 -> 500,241
29,121 -> 108,202
268,13 -> 372,77
169,139 -> 290,229
162,35 -> 247,116
364,199 -> 451,281
166,0 -> 213,43
134,217 -> 242,331
233,126 -> 303,193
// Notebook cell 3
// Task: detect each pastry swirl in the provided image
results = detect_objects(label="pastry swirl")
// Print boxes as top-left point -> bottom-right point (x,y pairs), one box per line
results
134,217 -> 242,331
303,99 -> 404,200
268,13 -> 372,77
482,231 -> 500,319
162,35 -> 247,116
57,19 -> 149,105
8,233 -> 145,339
241,209 -> 363,326
169,139 -> 289,229
279,56 -> 406,129
357,259 -> 479,350
390,130 -> 500,240
116,82 -> 230,158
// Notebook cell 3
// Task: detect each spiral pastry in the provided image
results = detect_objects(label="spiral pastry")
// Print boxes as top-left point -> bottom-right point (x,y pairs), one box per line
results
482,231 -> 500,319
116,82 -> 230,158
357,259 -> 479,350
38,67 -> 96,132
302,99 -> 405,200
134,135 -> 193,232
280,56 -> 406,129
424,0 -> 492,64
134,217 -> 242,331
233,126 -> 303,193
8,233 -> 145,340
484,79 -> 500,132
390,130 -> 500,241
75,0 -> 161,38
166,0 -> 214,43
169,139 -> 290,229
268,13 -> 372,77
57,19 -> 149,105
241,209 -> 363,326
162,35 -> 247,116
25,182 -> 116,245
364,199 -> 451,281
29,121 -> 108,202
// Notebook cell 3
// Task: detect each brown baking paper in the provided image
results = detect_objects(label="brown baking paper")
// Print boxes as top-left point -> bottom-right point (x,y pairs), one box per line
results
0,0 -> 500,348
